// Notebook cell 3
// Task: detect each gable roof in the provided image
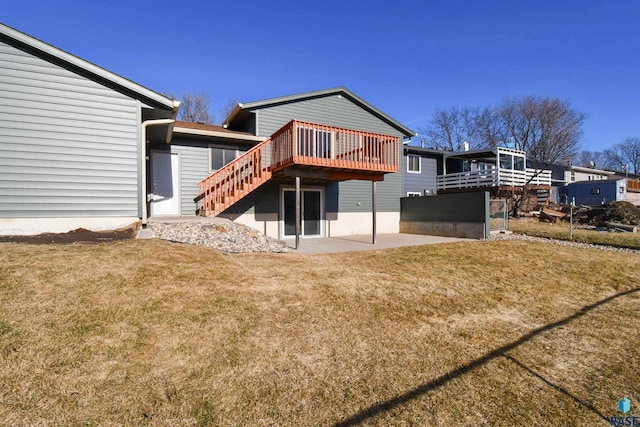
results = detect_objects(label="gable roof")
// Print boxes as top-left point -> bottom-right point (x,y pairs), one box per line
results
224,87 -> 415,138
0,23 -> 179,112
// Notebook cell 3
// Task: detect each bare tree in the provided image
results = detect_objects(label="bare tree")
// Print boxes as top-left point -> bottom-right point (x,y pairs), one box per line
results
490,96 -> 585,165
494,96 -> 586,214
218,97 -> 241,123
178,91 -> 215,124
420,96 -> 585,164
604,137 -> 640,173
573,150 -> 606,169
423,96 -> 586,214
418,107 -> 486,151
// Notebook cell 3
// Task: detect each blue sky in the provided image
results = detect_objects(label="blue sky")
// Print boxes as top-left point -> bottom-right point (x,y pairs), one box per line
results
3,0 -> 639,152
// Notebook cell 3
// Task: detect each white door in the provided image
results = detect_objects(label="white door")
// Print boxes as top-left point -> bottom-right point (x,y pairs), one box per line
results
150,151 -> 181,216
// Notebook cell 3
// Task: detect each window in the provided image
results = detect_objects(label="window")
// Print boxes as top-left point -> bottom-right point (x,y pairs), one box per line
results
500,154 -> 512,170
570,170 -> 576,182
591,188 -> 600,194
406,192 -> 421,197
513,157 -> 525,171
407,155 -> 421,173
210,146 -> 238,171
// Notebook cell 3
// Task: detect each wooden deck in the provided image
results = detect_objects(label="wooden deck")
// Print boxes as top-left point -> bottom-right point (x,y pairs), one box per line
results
197,120 -> 400,216
436,168 -> 552,191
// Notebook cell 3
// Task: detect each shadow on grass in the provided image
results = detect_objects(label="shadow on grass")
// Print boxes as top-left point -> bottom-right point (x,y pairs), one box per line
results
502,354 -> 609,421
335,287 -> 640,426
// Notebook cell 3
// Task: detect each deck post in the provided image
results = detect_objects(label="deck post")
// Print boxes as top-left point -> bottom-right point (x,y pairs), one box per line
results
372,180 -> 377,244
295,175 -> 301,249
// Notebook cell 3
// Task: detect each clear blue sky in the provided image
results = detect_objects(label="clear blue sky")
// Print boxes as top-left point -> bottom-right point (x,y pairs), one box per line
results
3,0 -> 639,152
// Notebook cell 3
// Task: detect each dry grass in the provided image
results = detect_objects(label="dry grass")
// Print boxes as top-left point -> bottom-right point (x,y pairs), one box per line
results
510,217 -> 640,249
1,238 -> 639,426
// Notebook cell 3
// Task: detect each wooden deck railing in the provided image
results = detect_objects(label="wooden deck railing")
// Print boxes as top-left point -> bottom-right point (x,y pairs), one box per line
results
197,138 -> 273,216
197,120 -> 399,215
437,168 -> 551,191
277,120 -> 398,172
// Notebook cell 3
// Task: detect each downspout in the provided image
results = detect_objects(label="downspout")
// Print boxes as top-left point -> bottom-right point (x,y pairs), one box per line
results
140,118 -> 175,227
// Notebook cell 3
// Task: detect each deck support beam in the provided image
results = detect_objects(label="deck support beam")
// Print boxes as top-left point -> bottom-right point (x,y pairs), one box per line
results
295,175 -> 301,250
372,180 -> 377,244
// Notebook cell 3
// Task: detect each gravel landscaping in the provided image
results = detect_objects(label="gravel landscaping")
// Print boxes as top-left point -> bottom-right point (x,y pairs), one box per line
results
148,220 -> 288,253
487,231 -> 640,254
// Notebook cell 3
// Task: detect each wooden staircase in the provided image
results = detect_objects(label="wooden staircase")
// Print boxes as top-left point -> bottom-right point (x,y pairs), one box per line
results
196,120 -> 400,216
197,138 -> 273,216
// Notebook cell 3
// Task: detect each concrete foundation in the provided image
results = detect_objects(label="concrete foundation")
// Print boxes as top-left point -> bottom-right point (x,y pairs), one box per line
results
400,220 -> 485,239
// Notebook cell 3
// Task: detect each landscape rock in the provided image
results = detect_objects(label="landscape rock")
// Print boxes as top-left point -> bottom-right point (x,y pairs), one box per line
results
148,220 -> 287,253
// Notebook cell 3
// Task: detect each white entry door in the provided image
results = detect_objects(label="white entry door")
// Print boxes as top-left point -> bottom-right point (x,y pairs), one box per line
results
150,151 -> 181,216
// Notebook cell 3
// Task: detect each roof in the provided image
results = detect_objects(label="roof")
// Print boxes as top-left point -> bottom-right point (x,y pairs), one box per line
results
173,121 -> 266,142
224,87 -> 415,138
570,165 -> 614,175
404,146 -> 448,157
0,23 -> 179,112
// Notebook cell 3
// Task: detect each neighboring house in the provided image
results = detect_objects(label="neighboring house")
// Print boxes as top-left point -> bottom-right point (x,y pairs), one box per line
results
0,24 -> 415,238
402,145 -> 552,200
527,162 -> 618,204
187,88 -> 415,240
566,178 -> 627,205
403,146 -> 440,197
0,23 -> 179,235
565,165 -> 614,183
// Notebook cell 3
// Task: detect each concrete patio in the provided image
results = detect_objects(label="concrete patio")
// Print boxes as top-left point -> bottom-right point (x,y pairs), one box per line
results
285,233 -> 473,254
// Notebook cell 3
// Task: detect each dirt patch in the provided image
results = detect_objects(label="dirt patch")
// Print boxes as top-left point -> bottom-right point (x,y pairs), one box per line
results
0,226 -> 136,244
572,201 -> 640,226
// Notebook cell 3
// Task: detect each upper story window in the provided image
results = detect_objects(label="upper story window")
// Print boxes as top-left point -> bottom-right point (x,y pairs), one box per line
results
210,146 -> 238,172
407,155 -> 421,173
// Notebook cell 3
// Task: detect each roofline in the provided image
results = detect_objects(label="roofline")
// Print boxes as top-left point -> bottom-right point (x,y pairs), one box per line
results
223,103 -> 244,128
570,165 -> 615,175
0,23 -> 178,112
224,87 -> 416,138
173,125 -> 266,142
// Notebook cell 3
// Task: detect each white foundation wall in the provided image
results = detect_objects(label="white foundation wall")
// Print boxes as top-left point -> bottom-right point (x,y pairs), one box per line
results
327,212 -> 400,236
0,217 -> 139,236
232,211 -> 399,239
232,214 -> 280,238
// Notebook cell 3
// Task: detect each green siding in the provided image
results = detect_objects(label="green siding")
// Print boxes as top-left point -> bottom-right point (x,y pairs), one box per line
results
255,94 -> 402,137
254,93 -> 404,213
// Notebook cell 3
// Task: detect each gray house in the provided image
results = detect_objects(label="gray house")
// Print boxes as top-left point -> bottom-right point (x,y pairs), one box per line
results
162,88 -> 415,241
0,23 -> 179,235
403,145 -> 552,197
403,146 -> 441,197
1,24 -> 415,238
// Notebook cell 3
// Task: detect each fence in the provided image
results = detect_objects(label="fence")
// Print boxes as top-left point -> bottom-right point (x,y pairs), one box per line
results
489,199 -> 509,231
400,192 -> 490,239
